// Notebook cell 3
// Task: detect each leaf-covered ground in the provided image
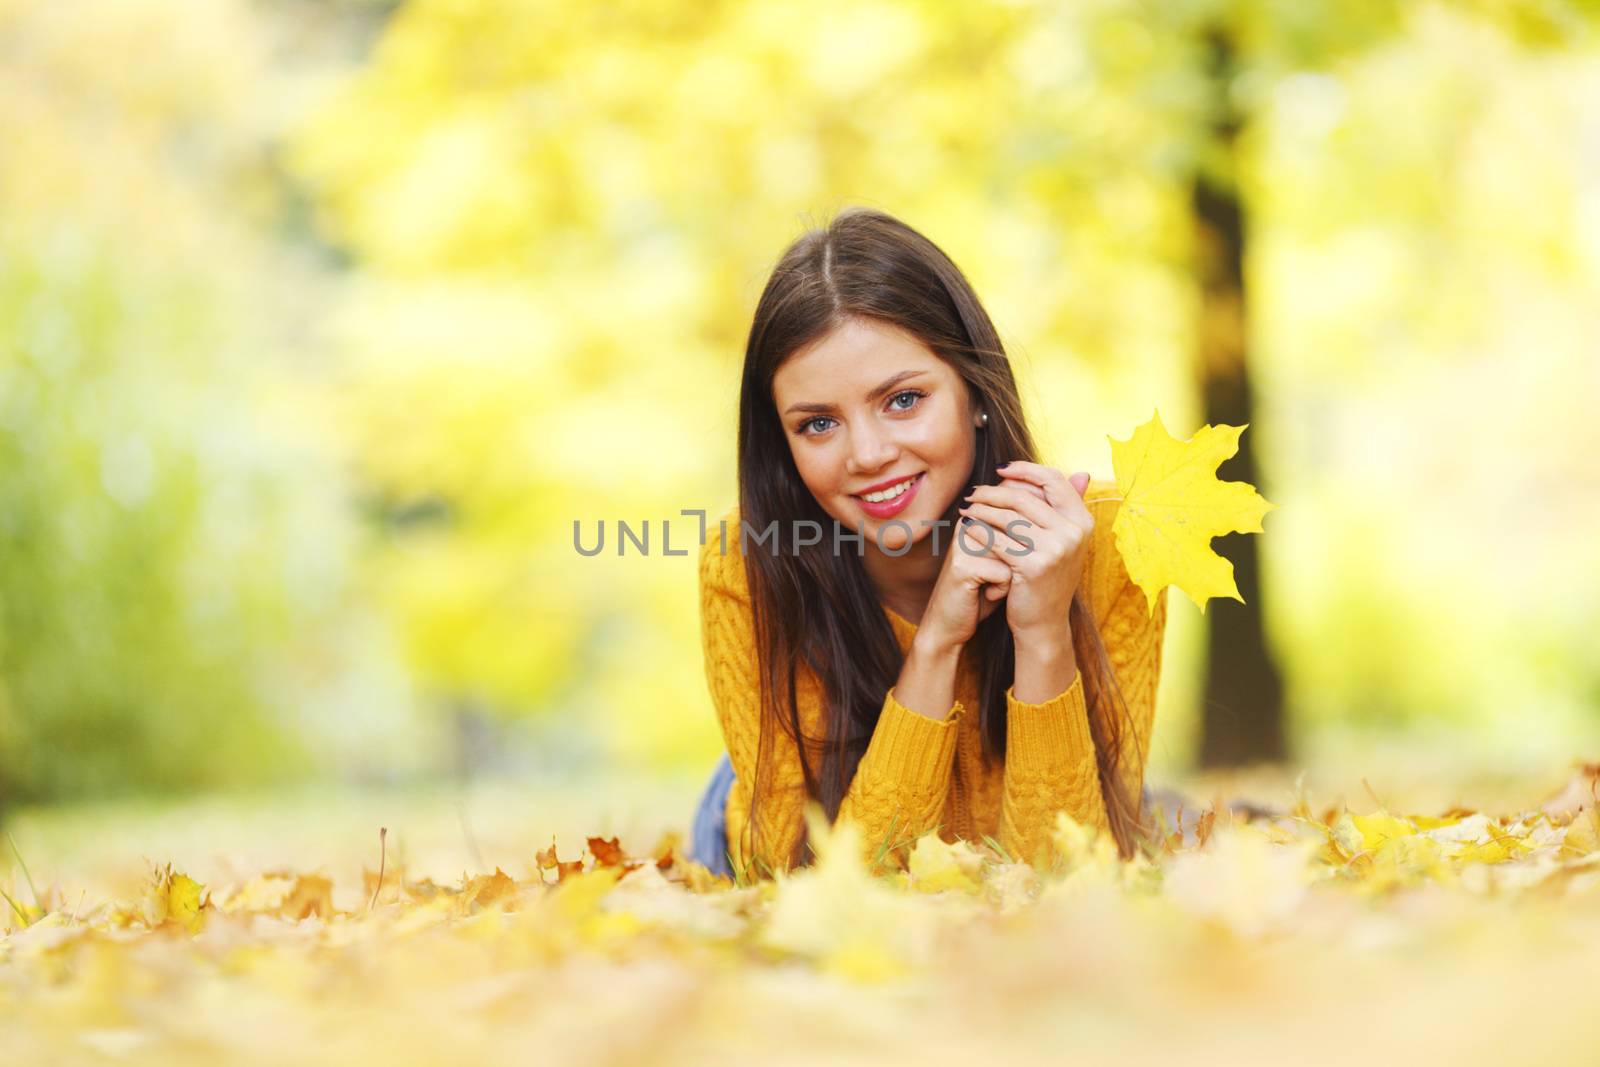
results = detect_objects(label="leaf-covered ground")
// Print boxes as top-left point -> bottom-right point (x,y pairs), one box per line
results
4,766 -> 1599,1067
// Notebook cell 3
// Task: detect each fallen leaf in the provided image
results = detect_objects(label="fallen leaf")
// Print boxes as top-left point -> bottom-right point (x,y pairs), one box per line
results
535,838 -> 584,883
586,836 -> 626,868
1540,762 -> 1600,819
464,868 -> 517,910
142,865 -> 206,934
281,875 -> 334,921
906,834 -> 985,895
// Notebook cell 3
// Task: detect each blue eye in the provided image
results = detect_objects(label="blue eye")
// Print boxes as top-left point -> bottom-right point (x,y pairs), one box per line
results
888,389 -> 925,412
794,390 -> 924,437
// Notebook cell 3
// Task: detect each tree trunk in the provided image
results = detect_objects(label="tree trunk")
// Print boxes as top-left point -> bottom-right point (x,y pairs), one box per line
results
1192,28 -> 1286,767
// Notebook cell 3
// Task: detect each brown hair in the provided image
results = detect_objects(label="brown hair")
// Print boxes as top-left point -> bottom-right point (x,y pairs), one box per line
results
736,206 -> 1148,870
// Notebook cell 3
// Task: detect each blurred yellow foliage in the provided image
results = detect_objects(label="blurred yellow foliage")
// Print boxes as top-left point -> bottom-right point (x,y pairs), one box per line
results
4,771 -> 1600,1063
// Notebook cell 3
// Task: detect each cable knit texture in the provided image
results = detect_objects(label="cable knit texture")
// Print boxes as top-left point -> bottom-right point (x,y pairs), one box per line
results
698,479 -> 1168,877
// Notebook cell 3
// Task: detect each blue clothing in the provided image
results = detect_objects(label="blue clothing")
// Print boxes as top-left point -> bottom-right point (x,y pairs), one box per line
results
688,751 -> 737,878
686,750 -> 1169,876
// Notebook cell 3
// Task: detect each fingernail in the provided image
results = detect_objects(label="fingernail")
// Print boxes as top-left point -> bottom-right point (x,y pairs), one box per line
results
996,463 -> 1009,470
959,516 -> 973,526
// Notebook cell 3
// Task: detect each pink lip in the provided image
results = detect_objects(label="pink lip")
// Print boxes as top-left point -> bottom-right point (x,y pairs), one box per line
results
854,471 -> 920,495
853,472 -> 924,519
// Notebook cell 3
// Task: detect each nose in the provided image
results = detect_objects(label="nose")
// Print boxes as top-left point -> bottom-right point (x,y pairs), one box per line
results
845,421 -> 898,476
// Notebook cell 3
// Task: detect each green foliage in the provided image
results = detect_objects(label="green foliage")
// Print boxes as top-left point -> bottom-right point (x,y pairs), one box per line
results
0,0 -> 393,803
0,239 -> 295,798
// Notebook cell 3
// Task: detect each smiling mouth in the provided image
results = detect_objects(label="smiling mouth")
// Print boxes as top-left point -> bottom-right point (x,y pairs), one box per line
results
849,472 -> 926,520
853,473 -> 922,503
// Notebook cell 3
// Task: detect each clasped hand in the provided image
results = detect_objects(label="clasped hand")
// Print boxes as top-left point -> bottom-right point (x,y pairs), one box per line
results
957,462 -> 1094,648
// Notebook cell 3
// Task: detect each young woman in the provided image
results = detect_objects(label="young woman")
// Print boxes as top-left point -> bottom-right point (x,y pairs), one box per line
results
688,207 -> 1168,880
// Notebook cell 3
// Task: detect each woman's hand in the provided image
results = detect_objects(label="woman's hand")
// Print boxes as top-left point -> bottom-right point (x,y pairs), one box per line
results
957,463 -> 1094,653
910,512 -> 1017,657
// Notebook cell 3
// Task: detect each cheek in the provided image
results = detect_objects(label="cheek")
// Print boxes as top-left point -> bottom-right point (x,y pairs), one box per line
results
788,442 -> 839,496
907,412 -> 973,469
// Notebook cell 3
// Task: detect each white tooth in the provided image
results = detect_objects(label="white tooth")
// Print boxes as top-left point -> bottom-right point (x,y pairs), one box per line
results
863,477 -> 914,503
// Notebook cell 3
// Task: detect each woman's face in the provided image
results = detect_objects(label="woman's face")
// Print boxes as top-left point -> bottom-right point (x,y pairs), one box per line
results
771,317 -> 978,554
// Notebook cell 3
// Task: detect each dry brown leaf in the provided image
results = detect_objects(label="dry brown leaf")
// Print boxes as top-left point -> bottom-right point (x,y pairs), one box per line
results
536,838 -> 585,883
586,835 -> 626,868
464,868 -> 517,909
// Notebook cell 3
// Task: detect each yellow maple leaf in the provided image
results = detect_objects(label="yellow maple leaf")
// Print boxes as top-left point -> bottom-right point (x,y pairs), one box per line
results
166,873 -> 207,934
1351,811 -> 1417,852
142,864 -> 206,934
1108,410 -> 1276,613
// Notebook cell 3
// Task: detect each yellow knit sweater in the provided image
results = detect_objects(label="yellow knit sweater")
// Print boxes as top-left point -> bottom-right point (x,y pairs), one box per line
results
698,479 -> 1168,876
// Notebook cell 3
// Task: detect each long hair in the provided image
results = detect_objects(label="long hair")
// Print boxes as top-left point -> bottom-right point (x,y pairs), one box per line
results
736,206 -> 1148,869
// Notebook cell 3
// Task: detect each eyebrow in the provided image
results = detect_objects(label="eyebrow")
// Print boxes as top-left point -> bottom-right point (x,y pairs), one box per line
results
782,370 -> 929,418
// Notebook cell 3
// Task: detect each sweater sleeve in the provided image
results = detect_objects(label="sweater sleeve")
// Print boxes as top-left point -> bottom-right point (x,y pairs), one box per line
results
835,688 -> 964,871
699,511 -> 962,878
998,487 -> 1169,870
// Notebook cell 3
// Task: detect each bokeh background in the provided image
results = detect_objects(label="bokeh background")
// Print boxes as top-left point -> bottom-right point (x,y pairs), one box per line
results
2,0 -> 1598,866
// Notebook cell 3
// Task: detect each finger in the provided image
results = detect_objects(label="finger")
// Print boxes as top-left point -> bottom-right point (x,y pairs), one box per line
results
977,561 -> 1012,600
976,575 -> 1010,605
959,508 -> 1059,575
955,522 -> 1018,580
997,462 -> 1092,505
964,498 -> 1092,568
959,556 -> 1014,593
1012,468 -> 1089,500
965,483 -> 1059,533
994,461 -> 1074,497
995,464 -> 1094,529
956,512 -> 1033,561
995,475 -> 1049,503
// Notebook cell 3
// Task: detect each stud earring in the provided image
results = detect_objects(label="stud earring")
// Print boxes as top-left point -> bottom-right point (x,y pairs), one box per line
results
976,411 -> 989,429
